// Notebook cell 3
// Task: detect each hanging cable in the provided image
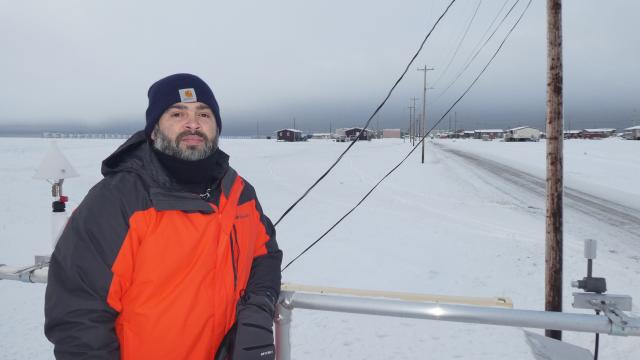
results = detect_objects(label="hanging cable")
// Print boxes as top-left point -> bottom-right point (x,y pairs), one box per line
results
432,0 -> 483,88
282,0 -> 533,272
458,0 -> 510,81
434,0 -> 521,104
273,0 -> 458,227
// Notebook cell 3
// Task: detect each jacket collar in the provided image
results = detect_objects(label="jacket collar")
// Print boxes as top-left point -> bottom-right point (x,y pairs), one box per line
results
101,130 -> 237,212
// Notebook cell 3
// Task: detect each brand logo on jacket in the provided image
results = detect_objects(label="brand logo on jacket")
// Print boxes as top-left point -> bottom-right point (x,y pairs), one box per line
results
260,350 -> 274,357
179,88 -> 197,103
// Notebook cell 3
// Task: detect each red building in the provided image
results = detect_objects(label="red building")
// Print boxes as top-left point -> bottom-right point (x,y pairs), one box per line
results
276,129 -> 304,142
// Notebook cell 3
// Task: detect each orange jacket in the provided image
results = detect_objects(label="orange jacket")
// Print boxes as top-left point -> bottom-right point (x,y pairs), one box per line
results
45,132 -> 282,359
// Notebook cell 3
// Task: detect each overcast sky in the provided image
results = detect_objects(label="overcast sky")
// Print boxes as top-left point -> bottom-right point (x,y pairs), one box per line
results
1,0 -> 638,134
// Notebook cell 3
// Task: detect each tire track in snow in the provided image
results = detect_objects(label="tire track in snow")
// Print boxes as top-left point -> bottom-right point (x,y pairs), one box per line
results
436,144 -> 640,238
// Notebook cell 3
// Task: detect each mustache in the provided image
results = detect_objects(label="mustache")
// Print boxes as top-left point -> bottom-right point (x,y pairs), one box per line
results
176,130 -> 210,143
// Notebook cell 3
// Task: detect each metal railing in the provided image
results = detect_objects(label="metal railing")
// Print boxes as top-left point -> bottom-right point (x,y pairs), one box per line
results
3,268 -> 639,359
275,285 -> 640,360
0,263 -> 48,283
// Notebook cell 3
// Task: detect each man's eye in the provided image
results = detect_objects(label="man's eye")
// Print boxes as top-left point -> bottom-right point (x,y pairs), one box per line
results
199,113 -> 211,118
171,112 -> 182,117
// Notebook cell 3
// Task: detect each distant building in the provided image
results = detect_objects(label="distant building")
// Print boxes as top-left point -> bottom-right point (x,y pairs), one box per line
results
622,126 -> 640,140
344,127 -> 373,141
334,128 -> 348,137
276,129 -> 304,142
311,133 -> 332,139
436,131 -> 454,139
504,126 -> 541,142
382,129 -> 401,138
564,130 -> 581,139
42,132 -> 130,139
580,128 -> 616,139
462,131 -> 475,139
473,129 -> 504,140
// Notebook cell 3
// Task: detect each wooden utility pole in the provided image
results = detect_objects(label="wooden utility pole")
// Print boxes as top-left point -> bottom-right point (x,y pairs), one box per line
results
545,0 -> 564,341
410,97 -> 419,146
417,66 -> 434,163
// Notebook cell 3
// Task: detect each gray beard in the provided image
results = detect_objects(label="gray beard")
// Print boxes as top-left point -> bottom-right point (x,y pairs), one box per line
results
152,127 -> 218,161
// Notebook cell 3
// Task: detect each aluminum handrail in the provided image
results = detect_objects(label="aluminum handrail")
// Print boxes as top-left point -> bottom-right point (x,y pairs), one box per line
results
0,265 -> 48,283
275,289 -> 640,360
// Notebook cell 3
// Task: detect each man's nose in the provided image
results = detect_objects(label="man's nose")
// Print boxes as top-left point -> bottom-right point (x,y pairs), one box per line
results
184,112 -> 201,130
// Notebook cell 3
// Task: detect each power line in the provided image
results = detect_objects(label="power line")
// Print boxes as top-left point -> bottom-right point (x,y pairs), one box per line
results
272,0 -> 458,227
434,0 -> 521,104
432,0 -> 483,88
460,0 -> 510,77
282,0 -> 533,272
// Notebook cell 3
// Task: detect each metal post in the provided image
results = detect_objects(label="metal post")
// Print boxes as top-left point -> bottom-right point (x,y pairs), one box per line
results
275,301 -> 292,360
545,0 -> 564,341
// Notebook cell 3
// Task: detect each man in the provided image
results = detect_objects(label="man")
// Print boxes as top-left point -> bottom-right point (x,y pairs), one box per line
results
45,73 -> 282,360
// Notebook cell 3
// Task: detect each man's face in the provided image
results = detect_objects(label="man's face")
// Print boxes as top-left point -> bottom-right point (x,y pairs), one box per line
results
151,102 -> 219,160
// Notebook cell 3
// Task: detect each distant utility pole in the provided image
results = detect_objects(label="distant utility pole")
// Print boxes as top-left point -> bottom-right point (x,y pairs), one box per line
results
293,117 -> 296,130
407,104 -> 413,143
545,0 -> 564,341
410,97 -> 419,146
454,112 -> 457,133
417,65 -> 435,164
256,120 -> 260,139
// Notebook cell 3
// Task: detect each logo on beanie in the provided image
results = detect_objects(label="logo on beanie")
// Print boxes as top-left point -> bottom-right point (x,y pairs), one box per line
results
179,88 -> 197,103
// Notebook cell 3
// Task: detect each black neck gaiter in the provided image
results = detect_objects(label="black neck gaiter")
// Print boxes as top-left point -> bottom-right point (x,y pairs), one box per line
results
152,147 -> 229,194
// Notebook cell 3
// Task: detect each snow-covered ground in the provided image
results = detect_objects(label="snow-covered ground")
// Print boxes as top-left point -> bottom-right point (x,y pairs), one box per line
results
0,137 -> 638,359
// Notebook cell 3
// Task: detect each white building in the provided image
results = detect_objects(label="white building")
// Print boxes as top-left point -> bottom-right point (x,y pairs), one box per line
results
623,126 -> 640,140
311,133 -> 332,139
505,126 -> 541,142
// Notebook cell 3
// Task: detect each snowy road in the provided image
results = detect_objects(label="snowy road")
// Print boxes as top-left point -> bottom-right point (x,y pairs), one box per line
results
435,142 -> 640,239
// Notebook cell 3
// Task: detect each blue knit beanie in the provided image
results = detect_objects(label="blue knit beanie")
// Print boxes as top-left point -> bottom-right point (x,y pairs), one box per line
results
145,73 -> 221,138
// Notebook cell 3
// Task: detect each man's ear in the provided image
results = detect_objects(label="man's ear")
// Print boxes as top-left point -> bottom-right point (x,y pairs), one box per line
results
150,126 -> 157,141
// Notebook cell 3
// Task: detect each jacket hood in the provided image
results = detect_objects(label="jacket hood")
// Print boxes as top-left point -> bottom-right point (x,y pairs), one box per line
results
102,130 -> 150,177
101,130 -> 186,190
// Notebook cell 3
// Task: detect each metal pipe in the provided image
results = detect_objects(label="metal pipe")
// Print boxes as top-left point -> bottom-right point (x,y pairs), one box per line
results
275,302 -> 293,360
0,265 -> 48,283
280,291 -> 640,337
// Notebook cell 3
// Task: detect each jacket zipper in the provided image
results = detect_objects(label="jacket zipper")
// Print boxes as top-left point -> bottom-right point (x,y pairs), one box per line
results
229,224 -> 238,291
